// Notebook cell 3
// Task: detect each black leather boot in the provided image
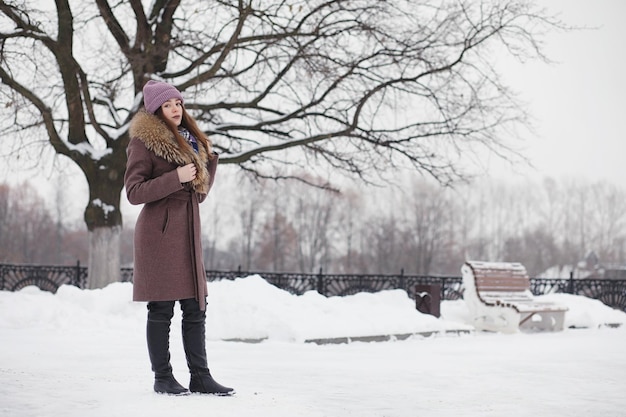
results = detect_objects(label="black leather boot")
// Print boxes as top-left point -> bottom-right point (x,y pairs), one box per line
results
189,369 -> 235,396
153,374 -> 188,395
180,298 -> 235,396
147,301 -> 189,396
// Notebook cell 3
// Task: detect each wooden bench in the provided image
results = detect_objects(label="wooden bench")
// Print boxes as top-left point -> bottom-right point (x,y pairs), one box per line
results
461,260 -> 568,333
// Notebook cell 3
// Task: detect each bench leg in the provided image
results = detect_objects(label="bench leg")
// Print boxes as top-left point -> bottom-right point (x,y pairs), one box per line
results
553,312 -> 566,331
474,309 -> 519,333
519,312 -> 536,326
519,312 -> 566,332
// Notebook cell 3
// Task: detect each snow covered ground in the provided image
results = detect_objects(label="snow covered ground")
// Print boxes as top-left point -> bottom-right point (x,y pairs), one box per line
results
1,275 -> 625,417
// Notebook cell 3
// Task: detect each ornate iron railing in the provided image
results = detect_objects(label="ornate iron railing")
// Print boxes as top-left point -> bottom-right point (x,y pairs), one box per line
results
0,262 -> 87,292
528,277 -> 626,311
2,263 -> 625,312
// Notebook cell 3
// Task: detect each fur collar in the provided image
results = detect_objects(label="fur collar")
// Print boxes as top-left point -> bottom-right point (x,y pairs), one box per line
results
129,110 -> 210,194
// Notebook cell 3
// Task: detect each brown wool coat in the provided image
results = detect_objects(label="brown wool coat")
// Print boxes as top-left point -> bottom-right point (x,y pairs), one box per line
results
124,111 -> 218,310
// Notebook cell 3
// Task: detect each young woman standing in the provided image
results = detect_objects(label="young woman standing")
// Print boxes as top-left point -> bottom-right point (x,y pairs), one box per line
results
124,80 -> 234,396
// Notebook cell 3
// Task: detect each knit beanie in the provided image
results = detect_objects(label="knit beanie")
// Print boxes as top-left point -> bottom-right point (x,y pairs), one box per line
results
142,80 -> 184,114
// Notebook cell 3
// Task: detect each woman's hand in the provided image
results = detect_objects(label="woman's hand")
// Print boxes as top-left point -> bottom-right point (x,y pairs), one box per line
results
177,163 -> 197,183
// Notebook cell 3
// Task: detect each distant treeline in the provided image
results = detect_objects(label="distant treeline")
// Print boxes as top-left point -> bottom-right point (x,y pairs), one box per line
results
2,176 -> 624,277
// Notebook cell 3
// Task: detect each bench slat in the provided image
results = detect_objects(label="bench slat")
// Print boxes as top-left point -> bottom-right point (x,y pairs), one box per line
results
515,303 -> 568,313
476,281 -> 528,291
465,260 -> 568,313
472,266 -> 529,283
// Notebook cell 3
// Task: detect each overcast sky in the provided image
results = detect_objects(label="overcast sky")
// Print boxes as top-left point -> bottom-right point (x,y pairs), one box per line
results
2,0 -> 625,222
489,0 -> 626,185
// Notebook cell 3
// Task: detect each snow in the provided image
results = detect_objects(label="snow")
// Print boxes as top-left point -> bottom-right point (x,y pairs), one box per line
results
64,141 -> 112,160
91,199 -> 116,217
1,275 -> 625,417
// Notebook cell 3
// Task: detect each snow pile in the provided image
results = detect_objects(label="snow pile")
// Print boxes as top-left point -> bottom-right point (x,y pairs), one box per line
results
205,275 -> 470,342
540,292 -> 626,328
1,275 -> 623,342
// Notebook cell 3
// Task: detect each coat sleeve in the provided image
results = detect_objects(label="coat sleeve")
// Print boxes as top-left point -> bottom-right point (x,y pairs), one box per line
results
197,152 -> 219,204
125,137 -> 184,205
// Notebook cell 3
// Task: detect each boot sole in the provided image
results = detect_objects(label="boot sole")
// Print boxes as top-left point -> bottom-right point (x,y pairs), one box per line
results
190,390 -> 236,396
155,390 -> 191,396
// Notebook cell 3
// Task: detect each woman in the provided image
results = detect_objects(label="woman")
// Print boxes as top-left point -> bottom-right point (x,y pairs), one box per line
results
124,80 -> 234,396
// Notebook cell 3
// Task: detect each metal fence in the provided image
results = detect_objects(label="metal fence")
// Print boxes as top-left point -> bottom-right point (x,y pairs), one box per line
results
2,262 -> 625,312
0,262 -> 87,292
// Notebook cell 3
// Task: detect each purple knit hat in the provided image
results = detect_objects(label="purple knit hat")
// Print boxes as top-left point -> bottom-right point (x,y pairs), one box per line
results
142,80 -> 184,113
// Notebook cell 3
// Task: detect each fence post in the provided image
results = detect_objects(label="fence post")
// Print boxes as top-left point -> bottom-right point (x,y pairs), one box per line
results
399,268 -> 405,292
441,277 -> 446,300
317,267 -> 324,295
568,270 -> 574,294
75,260 -> 81,288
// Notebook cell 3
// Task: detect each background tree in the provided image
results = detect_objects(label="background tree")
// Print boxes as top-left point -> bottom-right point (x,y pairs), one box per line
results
292,180 -> 336,273
238,185 -> 264,271
406,181 -> 453,275
332,189 -> 364,274
0,182 -> 88,264
364,214 -> 401,274
255,192 -> 298,272
0,184 -> 10,252
0,0 -> 564,287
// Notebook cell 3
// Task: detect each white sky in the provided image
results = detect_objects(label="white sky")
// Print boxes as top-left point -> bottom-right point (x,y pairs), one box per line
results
489,0 -> 626,184
1,276 -> 625,416
2,0 -> 625,225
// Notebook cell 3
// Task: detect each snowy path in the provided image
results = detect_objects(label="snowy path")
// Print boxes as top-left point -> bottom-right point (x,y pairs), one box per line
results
2,325 -> 625,417
1,279 -> 626,416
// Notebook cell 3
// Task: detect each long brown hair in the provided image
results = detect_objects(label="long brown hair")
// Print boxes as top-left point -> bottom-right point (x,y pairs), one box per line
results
155,106 -> 215,159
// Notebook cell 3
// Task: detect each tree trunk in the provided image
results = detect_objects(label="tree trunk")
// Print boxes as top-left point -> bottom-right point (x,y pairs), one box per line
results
83,163 -> 125,289
87,226 -> 122,289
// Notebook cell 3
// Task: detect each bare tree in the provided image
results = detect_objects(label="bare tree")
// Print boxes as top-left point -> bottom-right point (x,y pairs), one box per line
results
0,0 -> 564,287
331,189 -> 364,273
0,182 -> 57,263
406,181 -> 453,275
362,213 -> 402,274
238,186 -> 264,271
0,183 -> 12,261
255,185 -> 300,272
256,209 -> 298,272
587,182 -> 626,263
458,183 -> 492,261
502,227 -> 561,277
293,180 -> 337,273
